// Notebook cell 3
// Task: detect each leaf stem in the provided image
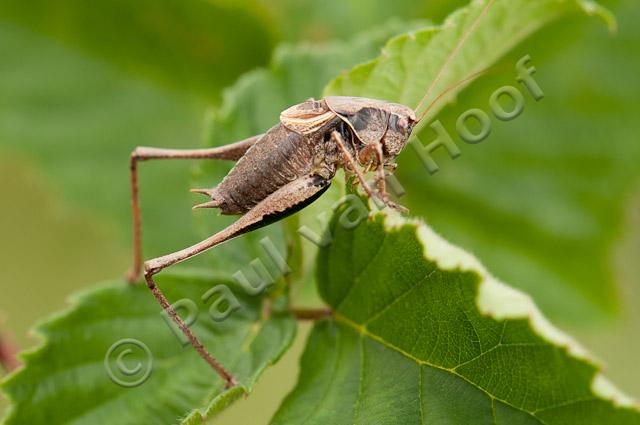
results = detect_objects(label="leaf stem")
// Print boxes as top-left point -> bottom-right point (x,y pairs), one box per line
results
290,307 -> 333,320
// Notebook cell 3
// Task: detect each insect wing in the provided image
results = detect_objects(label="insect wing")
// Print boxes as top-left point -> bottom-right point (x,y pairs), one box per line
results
280,99 -> 336,135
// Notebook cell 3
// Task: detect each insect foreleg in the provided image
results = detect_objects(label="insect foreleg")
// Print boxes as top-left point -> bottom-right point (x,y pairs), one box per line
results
370,142 -> 387,194
371,142 -> 408,214
127,134 -> 264,283
331,131 -> 378,200
332,131 -> 407,213
142,174 -> 330,387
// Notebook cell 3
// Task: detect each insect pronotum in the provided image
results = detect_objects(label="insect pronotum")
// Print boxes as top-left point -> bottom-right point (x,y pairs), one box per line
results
126,0 -> 495,388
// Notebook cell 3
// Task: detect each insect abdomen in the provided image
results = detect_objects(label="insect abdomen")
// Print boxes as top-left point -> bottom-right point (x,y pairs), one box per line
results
212,124 -> 319,214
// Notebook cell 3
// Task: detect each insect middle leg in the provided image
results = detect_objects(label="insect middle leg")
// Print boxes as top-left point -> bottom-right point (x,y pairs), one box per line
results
127,134 -> 263,283
331,131 -> 378,200
142,174 -> 330,388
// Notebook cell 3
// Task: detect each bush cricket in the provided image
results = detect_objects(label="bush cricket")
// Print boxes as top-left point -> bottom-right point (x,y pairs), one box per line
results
126,1 -> 495,389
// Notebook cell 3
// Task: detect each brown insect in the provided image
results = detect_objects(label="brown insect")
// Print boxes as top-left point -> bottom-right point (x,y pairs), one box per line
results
126,2 -> 494,389
127,96 -> 416,387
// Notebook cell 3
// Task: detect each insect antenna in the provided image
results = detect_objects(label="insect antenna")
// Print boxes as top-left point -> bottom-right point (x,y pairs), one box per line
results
415,67 -> 492,123
414,0 -> 496,122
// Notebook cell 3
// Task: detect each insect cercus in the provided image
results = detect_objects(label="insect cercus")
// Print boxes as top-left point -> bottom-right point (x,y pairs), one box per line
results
124,0 -> 503,389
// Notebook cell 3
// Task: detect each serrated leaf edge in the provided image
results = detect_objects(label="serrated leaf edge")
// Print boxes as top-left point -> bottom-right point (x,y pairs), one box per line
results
381,211 -> 638,410
1,275 -> 296,425
0,279 -> 129,423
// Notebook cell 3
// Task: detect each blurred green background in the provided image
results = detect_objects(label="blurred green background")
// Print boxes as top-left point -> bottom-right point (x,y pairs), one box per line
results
0,0 -> 638,423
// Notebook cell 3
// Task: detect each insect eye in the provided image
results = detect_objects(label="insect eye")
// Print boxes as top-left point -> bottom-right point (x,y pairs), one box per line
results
397,117 -> 408,131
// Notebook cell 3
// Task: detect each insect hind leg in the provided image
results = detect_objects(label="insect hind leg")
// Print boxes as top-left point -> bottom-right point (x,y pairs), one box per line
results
127,134 -> 263,283
144,272 -> 237,388
141,174 -> 330,386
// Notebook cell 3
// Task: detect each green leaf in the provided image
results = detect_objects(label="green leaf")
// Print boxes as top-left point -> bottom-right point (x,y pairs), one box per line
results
325,0 -> 613,112
1,273 -> 295,424
393,3 -> 640,323
195,21 -> 415,276
0,0 -> 274,99
271,209 -> 640,424
323,0 -> 630,321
